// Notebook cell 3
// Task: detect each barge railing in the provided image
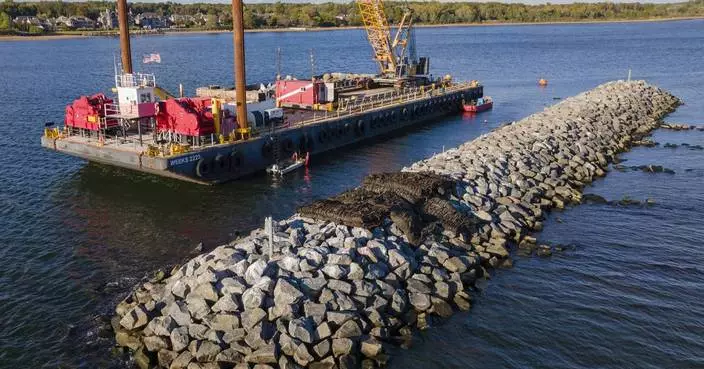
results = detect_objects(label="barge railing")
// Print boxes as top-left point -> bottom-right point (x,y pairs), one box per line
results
57,81 -> 479,157
297,81 -> 476,127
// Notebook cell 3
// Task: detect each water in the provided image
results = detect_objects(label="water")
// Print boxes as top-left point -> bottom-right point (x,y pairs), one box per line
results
1,20 -> 703,369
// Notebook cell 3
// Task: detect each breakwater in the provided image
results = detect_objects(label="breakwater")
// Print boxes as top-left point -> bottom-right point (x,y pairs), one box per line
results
112,81 -> 679,369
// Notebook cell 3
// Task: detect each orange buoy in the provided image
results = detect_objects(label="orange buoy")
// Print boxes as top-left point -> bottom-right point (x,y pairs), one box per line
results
538,78 -> 548,86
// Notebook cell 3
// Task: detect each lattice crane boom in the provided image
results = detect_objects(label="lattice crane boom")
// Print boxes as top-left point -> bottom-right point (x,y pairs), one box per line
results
357,0 -> 395,76
357,0 -> 416,78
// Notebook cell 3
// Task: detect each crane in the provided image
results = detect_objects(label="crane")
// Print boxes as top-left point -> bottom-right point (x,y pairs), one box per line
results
356,0 -> 425,82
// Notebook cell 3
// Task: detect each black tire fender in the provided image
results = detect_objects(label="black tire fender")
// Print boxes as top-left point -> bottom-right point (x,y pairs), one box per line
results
196,157 -> 212,178
214,154 -> 228,173
229,151 -> 243,171
356,120 -> 365,136
318,129 -> 329,144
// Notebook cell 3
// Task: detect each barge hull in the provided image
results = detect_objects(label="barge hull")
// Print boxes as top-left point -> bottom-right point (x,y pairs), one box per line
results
42,86 -> 483,184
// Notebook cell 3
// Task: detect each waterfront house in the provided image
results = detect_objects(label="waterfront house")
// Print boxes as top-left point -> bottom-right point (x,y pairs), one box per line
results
98,9 -> 117,29
169,14 -> 196,28
135,12 -> 170,29
54,16 -> 96,29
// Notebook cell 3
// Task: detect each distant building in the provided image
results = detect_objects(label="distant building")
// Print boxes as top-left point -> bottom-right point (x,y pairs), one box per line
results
170,14 -> 196,28
13,16 -> 53,31
98,9 -> 117,29
135,12 -> 170,29
13,16 -> 43,28
193,13 -> 208,27
54,16 -> 96,29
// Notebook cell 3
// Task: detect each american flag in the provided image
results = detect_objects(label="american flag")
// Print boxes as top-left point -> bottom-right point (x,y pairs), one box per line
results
142,53 -> 161,64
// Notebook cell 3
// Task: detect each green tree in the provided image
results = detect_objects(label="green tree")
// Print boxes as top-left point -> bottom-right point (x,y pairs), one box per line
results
0,11 -> 11,30
205,8 -> 218,29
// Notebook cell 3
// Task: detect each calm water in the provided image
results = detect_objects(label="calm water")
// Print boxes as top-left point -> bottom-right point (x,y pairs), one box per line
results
1,20 -> 703,369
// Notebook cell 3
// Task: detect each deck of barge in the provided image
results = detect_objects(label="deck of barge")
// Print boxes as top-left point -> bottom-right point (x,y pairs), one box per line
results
44,81 -> 478,157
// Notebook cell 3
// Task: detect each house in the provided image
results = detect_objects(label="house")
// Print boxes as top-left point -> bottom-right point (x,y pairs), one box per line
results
135,12 -> 170,29
98,9 -> 117,29
13,16 -> 54,31
13,16 -> 43,28
169,14 -> 195,27
54,16 -> 95,29
192,13 -> 208,27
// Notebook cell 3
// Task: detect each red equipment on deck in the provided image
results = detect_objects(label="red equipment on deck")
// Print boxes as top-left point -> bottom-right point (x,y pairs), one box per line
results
275,79 -> 334,109
64,94 -> 116,131
156,98 -> 215,137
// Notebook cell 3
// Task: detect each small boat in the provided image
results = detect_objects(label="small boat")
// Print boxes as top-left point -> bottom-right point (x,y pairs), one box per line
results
267,152 -> 309,176
538,78 -> 548,86
463,96 -> 493,113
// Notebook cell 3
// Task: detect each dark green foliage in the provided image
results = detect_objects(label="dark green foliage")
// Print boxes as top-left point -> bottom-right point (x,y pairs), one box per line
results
0,11 -> 11,30
0,0 -> 702,31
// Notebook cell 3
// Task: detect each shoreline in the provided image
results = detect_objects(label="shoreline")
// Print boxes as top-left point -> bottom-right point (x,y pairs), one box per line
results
2,16 -> 702,41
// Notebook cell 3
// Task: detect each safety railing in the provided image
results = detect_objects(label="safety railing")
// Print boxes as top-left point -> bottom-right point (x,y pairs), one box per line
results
290,81 -> 479,128
103,103 -> 121,118
115,73 -> 156,88
59,81 -> 479,156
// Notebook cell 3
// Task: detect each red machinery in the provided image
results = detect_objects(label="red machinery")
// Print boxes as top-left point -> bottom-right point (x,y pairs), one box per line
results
156,98 -> 215,137
275,79 -> 334,109
64,94 -> 116,131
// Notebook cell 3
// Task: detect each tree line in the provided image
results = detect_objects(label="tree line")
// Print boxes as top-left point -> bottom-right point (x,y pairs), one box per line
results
1,0 -> 703,33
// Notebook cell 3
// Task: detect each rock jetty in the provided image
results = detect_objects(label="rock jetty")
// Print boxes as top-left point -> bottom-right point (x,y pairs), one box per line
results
113,81 -> 679,369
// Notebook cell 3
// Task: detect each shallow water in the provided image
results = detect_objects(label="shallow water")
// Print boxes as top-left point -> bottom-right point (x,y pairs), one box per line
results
0,20 -> 703,368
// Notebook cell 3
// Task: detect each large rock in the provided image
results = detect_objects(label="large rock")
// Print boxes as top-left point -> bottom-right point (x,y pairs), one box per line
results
274,278 -> 304,306
157,349 -> 179,368
120,305 -> 149,330
303,301 -> 327,325
333,320 -> 362,339
193,283 -> 219,302
194,341 -> 221,362
360,337 -> 383,358
144,335 -> 169,352
146,316 -> 177,337
289,317 -> 316,344
242,288 -> 266,310
186,296 -> 210,321
332,338 -> 355,357
169,351 -> 193,369
170,326 -> 190,352
215,348 -> 243,363
409,293 -> 431,311
166,301 -> 192,327
313,339 -> 331,358
212,294 -> 241,313
245,344 -> 278,364
245,260 -> 276,286
241,308 -> 267,330
207,313 -> 240,331
293,343 -> 314,366
327,279 -> 353,295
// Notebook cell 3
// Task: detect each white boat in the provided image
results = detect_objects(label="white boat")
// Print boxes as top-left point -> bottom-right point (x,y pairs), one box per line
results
266,153 -> 309,176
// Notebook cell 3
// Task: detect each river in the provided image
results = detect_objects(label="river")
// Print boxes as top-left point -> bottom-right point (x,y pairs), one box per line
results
0,19 -> 702,369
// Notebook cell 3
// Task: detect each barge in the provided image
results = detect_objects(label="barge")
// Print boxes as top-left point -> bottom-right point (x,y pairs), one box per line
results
40,0 -> 485,185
